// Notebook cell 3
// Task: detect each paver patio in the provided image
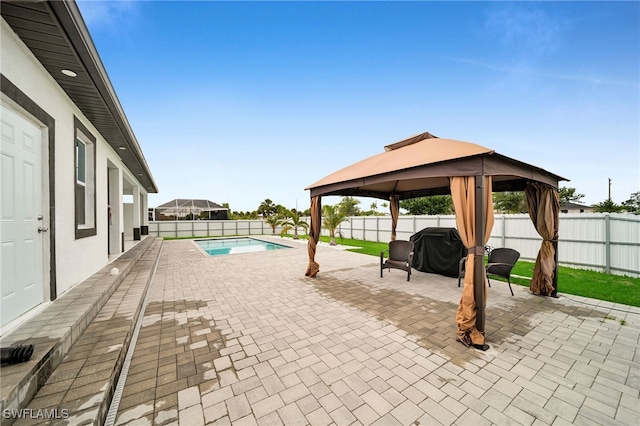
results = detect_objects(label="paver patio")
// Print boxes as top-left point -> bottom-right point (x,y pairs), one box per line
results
6,236 -> 639,425
109,237 -> 639,425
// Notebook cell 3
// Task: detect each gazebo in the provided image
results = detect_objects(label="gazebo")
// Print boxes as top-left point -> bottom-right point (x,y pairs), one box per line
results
305,132 -> 567,349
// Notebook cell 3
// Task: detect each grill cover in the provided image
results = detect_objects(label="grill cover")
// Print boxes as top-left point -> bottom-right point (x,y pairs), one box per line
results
409,227 -> 467,277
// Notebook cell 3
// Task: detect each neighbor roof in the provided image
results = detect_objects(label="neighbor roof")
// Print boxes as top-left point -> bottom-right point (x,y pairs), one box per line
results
560,201 -> 592,210
1,1 -> 158,193
156,199 -> 227,211
306,132 -> 568,199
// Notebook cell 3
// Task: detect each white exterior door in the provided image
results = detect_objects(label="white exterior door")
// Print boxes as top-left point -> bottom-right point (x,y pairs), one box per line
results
1,102 -> 45,325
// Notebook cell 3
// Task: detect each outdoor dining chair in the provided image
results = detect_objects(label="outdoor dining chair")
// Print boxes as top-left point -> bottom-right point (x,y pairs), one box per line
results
458,245 -> 493,287
485,248 -> 520,296
380,240 -> 415,281
458,246 -> 519,296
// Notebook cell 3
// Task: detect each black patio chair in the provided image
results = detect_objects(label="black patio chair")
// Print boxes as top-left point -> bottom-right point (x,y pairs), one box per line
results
485,248 -> 520,296
458,245 -> 493,287
380,240 -> 414,281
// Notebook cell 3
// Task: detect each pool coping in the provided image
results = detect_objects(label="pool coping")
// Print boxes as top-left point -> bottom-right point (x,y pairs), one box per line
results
190,235 -> 296,257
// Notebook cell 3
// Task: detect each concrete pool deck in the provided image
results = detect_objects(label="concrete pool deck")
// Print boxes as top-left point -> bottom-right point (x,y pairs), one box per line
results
7,236 -> 640,425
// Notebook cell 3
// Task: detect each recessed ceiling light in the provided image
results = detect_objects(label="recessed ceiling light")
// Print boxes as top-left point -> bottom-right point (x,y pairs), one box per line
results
61,69 -> 77,77
118,146 -> 126,150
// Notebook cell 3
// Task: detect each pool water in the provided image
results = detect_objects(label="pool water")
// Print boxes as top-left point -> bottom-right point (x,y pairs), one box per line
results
195,237 -> 290,256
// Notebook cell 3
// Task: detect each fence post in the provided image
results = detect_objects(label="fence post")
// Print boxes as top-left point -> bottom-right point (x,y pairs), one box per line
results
351,217 -> 354,239
502,215 -> 506,248
605,214 -> 611,274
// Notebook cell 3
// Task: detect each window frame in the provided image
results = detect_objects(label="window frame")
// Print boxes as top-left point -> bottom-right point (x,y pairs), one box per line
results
74,117 -> 96,239
76,138 -> 86,186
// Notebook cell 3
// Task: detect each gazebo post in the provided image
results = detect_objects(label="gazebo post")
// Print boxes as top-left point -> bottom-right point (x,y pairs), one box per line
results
305,196 -> 322,278
551,240 -> 559,297
390,195 -> 400,241
474,175 -> 487,347
552,186 -> 560,297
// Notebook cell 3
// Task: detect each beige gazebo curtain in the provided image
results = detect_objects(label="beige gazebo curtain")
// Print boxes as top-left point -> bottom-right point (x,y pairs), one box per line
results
525,182 -> 560,296
451,176 -> 494,347
390,195 -> 400,241
305,196 -> 322,278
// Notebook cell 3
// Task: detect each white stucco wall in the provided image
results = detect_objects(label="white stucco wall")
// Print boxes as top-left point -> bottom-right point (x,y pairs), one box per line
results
1,19 -> 150,297
123,204 -> 134,238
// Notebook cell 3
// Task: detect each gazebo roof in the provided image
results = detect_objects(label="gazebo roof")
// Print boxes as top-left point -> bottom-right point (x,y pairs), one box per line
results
306,132 -> 567,200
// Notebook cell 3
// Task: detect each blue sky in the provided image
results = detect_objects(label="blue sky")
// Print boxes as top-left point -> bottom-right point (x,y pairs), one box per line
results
77,1 -> 639,212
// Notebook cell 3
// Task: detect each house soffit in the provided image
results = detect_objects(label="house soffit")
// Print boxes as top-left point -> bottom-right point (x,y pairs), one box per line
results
1,0 -> 158,193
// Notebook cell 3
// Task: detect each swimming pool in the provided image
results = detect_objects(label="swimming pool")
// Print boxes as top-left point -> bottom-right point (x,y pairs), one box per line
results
195,237 -> 290,256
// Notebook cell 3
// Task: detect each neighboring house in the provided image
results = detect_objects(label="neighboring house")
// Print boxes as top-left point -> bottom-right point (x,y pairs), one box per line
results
154,199 -> 229,220
560,201 -> 594,213
1,1 -> 158,327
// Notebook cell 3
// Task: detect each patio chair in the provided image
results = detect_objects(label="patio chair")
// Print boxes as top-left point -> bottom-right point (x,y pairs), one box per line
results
457,245 -> 493,287
485,248 -> 520,296
380,240 -> 414,281
458,246 -> 518,296
458,257 -> 467,288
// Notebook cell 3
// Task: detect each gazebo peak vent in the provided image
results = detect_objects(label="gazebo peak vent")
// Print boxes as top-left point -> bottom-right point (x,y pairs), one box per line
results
384,131 -> 439,151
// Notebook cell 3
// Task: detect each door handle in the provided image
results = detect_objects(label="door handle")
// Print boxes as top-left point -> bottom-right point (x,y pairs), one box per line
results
38,226 -> 49,233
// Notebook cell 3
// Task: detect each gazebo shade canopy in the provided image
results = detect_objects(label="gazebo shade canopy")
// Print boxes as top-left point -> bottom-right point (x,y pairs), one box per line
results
306,132 -> 567,199
304,131 -> 568,348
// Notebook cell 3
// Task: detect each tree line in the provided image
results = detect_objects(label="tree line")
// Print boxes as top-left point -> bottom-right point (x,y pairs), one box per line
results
228,198 -> 357,245
226,187 -> 640,223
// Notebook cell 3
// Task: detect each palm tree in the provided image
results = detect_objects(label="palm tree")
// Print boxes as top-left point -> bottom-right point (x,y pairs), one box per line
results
265,214 -> 281,235
279,209 -> 309,239
258,199 -> 277,217
322,204 -> 349,245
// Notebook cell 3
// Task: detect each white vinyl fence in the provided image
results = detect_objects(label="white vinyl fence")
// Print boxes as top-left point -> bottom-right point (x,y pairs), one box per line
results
329,213 -> 640,277
148,220 -> 279,239
148,213 -> 640,277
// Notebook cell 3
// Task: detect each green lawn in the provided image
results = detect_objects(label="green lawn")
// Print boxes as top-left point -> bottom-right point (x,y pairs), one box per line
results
509,261 -> 640,307
294,235 -> 640,307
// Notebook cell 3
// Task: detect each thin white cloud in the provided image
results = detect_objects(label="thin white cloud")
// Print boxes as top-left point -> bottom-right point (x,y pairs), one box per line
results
77,0 -> 139,29
484,4 -> 564,58
468,4 -> 639,89
449,57 -> 639,89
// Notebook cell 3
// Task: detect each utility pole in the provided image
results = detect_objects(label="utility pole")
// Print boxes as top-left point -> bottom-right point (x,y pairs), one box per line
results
608,178 -> 612,201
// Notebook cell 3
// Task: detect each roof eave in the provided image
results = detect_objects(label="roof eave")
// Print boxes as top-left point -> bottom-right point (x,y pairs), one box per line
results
2,1 -> 158,193
51,1 -> 158,193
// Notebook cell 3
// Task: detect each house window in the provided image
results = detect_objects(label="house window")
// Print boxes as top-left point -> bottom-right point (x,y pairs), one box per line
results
74,117 -> 96,238
76,139 -> 86,185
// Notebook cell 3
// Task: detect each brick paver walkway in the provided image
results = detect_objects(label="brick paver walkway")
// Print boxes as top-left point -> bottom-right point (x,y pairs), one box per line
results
113,237 -> 640,425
